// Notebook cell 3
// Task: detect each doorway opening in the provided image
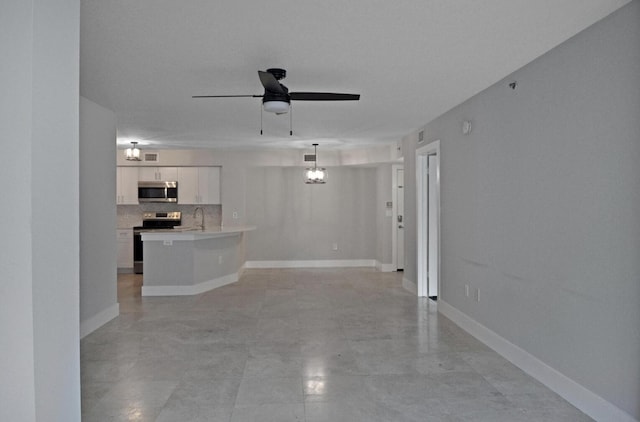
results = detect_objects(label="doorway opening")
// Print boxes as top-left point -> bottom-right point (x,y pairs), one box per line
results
392,164 -> 405,271
416,141 -> 440,299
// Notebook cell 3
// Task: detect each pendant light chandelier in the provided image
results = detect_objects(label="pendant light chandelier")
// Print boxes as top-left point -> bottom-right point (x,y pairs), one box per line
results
125,141 -> 141,161
304,143 -> 327,184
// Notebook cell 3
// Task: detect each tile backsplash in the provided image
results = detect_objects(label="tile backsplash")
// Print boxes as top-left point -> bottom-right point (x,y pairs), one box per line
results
117,204 -> 222,229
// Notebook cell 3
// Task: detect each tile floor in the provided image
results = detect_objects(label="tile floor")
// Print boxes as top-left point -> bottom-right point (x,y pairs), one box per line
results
81,268 -> 591,421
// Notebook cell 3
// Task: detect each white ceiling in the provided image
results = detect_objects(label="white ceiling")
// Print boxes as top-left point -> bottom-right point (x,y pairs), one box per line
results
80,0 -> 629,151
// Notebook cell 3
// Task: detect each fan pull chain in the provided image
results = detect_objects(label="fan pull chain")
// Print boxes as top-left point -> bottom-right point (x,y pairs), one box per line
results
290,103 -> 293,136
260,104 -> 263,135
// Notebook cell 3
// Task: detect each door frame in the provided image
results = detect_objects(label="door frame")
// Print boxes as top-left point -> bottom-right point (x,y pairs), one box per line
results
391,164 -> 404,270
416,140 -> 441,298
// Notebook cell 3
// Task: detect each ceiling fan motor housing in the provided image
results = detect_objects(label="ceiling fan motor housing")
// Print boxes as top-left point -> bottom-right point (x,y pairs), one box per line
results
263,70 -> 290,110
266,68 -> 286,80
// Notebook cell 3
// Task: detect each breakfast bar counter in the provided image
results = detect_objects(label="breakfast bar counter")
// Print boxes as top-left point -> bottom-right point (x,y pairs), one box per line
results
140,226 -> 255,296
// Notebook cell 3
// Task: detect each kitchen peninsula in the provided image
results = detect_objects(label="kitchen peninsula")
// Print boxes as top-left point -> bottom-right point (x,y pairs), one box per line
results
140,226 -> 255,296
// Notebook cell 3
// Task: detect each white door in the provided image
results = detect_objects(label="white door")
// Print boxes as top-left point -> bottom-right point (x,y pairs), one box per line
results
396,168 -> 405,270
428,155 -> 438,298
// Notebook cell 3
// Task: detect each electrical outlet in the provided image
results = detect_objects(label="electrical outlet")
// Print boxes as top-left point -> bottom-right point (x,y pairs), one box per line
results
475,288 -> 480,302
163,240 -> 172,246
332,243 -> 338,251
232,211 -> 238,219
465,284 -> 470,297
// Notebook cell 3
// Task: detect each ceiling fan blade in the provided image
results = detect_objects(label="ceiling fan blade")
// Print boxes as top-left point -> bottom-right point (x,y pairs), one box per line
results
192,94 -> 262,98
289,92 -> 360,101
258,71 -> 286,94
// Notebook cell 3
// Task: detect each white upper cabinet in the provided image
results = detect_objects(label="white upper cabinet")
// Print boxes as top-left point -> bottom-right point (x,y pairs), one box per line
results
177,167 -> 221,204
198,167 -> 221,204
177,167 -> 199,204
116,167 -> 139,204
138,166 -> 178,181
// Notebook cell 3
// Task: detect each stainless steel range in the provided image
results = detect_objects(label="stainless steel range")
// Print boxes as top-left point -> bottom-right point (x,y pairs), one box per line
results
133,211 -> 181,274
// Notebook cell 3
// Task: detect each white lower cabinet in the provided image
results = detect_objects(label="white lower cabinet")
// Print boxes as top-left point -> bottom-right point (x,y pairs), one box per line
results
177,167 -> 221,204
117,229 -> 133,269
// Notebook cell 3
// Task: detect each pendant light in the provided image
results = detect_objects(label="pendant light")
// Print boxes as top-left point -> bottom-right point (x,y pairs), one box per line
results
125,141 -> 141,161
304,143 -> 327,184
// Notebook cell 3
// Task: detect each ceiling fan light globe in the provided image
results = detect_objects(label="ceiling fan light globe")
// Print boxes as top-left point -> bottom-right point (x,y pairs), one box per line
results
263,100 -> 290,114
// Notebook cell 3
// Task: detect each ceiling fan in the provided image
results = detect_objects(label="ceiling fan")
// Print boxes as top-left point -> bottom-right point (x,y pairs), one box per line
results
193,68 -> 360,134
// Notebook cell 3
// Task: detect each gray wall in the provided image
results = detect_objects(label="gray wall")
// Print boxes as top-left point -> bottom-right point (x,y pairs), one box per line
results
115,147 -> 396,231
1,0 -> 81,420
114,149 -> 396,265
80,97 -> 119,325
406,3 -> 640,418
245,167 -> 377,261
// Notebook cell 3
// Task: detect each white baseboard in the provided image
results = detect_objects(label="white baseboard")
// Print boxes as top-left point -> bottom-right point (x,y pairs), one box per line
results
402,277 -> 417,294
80,303 -> 120,339
141,272 -> 238,296
244,259 -> 377,269
238,263 -> 248,277
375,261 -> 395,272
438,300 -> 637,422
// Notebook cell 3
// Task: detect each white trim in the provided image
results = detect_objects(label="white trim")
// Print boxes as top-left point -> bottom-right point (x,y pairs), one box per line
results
375,261 -> 395,272
438,301 -> 637,422
416,140 -> 441,298
244,259 -> 376,269
141,272 -> 238,296
402,277 -> 417,294
80,303 -> 120,339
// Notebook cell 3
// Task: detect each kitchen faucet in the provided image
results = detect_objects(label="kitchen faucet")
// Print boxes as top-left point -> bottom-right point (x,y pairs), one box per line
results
193,207 -> 205,231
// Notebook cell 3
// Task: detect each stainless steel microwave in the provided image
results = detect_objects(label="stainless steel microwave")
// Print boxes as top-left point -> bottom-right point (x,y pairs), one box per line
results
138,181 -> 178,203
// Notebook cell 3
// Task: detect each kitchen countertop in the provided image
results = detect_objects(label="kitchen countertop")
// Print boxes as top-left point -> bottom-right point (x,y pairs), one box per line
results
140,225 -> 256,241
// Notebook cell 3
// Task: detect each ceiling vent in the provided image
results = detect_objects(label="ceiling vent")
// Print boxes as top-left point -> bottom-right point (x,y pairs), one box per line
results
418,130 -> 425,143
304,154 -> 316,162
143,152 -> 159,162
